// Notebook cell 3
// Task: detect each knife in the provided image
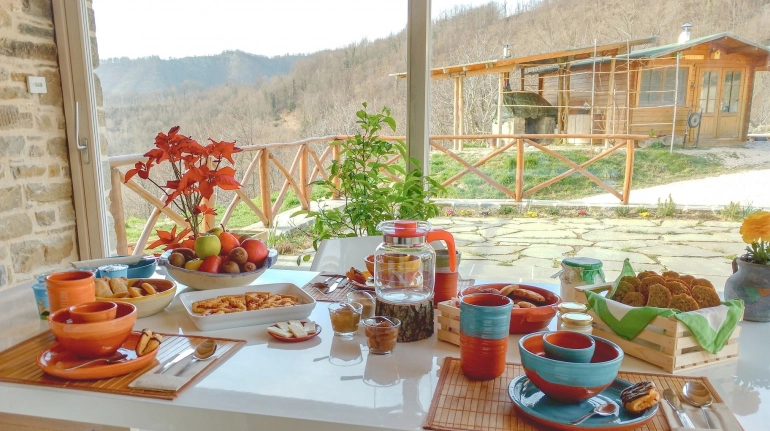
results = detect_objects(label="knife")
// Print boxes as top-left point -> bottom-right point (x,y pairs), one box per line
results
325,277 -> 344,294
663,388 -> 695,428
154,348 -> 195,374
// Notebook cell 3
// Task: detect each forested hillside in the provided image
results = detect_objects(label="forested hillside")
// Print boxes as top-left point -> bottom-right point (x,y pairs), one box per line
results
97,0 -> 770,160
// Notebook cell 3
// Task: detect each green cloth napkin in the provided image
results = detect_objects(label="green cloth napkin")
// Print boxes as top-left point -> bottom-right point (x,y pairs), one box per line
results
585,259 -> 744,354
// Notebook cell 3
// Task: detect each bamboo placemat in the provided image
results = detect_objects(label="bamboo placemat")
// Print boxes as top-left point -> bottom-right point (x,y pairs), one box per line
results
302,274 -> 476,302
424,357 -> 724,431
0,331 -> 245,400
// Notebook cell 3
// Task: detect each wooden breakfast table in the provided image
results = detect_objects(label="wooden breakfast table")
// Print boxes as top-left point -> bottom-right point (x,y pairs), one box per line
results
0,268 -> 767,431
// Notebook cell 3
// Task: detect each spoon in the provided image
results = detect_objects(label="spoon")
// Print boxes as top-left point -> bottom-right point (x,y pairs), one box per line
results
62,352 -> 127,370
174,339 -> 217,376
569,402 -> 618,425
683,381 -> 716,429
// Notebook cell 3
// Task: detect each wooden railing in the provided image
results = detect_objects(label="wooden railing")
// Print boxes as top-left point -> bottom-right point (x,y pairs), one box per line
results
108,133 -> 648,255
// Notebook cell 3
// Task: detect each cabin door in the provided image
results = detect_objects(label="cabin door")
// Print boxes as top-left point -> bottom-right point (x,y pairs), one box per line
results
695,68 -> 743,140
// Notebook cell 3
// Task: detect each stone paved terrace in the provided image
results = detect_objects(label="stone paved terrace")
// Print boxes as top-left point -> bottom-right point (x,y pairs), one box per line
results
274,216 -> 744,293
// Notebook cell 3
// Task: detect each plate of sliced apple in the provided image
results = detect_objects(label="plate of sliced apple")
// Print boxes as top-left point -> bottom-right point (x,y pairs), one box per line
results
267,320 -> 321,342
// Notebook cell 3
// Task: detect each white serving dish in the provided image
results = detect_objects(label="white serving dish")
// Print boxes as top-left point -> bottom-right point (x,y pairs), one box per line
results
179,283 -> 316,331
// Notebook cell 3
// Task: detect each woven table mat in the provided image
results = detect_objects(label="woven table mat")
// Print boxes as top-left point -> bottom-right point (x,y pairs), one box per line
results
301,274 -> 476,303
424,357 -> 724,431
0,330 -> 245,400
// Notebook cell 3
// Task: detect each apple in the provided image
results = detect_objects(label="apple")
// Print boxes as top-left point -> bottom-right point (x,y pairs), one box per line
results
184,258 -> 204,271
241,238 -> 268,267
206,225 -> 224,237
194,234 -> 221,259
198,255 -> 222,273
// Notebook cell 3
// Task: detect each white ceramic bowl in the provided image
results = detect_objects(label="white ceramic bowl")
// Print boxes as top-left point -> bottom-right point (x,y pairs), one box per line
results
161,249 -> 278,290
95,279 -> 176,318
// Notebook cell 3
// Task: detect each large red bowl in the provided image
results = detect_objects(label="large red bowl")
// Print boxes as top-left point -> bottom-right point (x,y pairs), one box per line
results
459,284 -> 561,334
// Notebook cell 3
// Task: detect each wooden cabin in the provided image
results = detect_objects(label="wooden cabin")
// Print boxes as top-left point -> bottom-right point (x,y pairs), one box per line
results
533,33 -> 770,146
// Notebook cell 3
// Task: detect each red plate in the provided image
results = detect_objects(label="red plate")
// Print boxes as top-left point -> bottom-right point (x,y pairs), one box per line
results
267,322 -> 322,342
37,331 -> 159,380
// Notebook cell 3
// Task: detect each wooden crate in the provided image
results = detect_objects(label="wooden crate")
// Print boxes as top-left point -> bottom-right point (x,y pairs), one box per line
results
436,300 -> 460,346
574,282 -> 741,374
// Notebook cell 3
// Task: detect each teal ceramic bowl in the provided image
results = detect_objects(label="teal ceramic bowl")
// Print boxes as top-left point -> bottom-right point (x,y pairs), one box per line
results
519,331 -> 623,404
542,331 -> 595,363
125,258 -> 157,278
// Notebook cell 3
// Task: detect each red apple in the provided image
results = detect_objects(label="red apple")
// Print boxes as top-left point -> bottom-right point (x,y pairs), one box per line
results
241,238 -> 268,267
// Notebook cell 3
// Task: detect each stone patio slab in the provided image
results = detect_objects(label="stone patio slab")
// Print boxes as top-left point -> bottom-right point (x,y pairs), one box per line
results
591,240 -> 655,250
496,238 -> 593,247
574,247 -> 656,264
635,244 -> 725,258
601,219 -> 659,227
655,256 -> 734,277
581,231 -> 659,241
520,245 -> 573,259
499,230 -> 577,239
661,233 -> 724,242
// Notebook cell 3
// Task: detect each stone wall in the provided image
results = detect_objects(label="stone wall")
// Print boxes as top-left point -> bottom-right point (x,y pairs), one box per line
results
0,0 -> 78,289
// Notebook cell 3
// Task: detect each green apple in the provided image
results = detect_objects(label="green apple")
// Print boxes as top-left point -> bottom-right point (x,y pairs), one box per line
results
206,226 -> 224,237
194,234 -> 221,259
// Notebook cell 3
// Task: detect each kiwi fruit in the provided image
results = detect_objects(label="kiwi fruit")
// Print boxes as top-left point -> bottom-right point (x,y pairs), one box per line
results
242,262 -> 257,272
174,248 -> 196,261
222,261 -> 241,274
229,247 -> 248,265
168,252 -> 186,268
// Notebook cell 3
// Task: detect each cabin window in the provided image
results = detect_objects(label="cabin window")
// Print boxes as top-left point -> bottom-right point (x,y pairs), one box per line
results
721,71 -> 741,113
699,71 -> 719,113
639,68 -> 687,107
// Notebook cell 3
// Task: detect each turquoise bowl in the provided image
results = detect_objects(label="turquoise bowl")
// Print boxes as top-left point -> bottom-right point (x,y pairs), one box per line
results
125,258 -> 157,278
519,331 -> 623,404
542,331 -> 595,363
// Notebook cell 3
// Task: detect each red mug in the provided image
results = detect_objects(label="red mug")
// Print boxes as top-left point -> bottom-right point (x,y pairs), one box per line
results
460,332 -> 508,380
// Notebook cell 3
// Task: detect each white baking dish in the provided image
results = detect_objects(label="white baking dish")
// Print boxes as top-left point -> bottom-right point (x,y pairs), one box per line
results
179,283 -> 316,331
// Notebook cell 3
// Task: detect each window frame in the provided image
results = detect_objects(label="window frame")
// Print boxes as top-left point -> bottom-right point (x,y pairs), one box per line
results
638,67 -> 688,107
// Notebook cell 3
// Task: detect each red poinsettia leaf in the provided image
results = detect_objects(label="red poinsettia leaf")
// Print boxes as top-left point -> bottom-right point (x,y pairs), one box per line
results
173,227 -> 192,243
208,139 -> 243,164
193,204 -> 217,216
167,126 -> 180,137
165,189 -> 183,206
178,168 -> 204,193
211,166 -> 242,190
164,180 -> 181,190
124,162 -> 146,182
198,180 -> 215,200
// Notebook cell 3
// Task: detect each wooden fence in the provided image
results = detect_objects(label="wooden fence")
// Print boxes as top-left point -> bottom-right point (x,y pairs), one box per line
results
108,133 -> 648,255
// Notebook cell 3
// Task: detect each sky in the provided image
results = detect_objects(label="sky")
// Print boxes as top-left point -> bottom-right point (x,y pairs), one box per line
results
92,0 -> 505,59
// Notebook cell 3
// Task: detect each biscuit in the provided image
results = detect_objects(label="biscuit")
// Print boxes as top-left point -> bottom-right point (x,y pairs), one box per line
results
620,276 -> 641,290
620,292 -> 646,307
662,270 -> 680,279
646,284 -> 672,308
515,300 -> 536,308
140,282 -> 157,295
612,281 -> 636,302
665,279 -> 691,296
128,286 -> 144,298
692,285 -> 722,308
621,381 -> 660,415
108,277 -> 129,295
509,287 -> 545,304
677,274 -> 695,287
135,329 -> 152,356
670,293 -> 699,312
499,284 -> 520,297
637,271 -> 658,280
141,334 -> 162,356
691,278 -> 714,289
639,276 -> 666,299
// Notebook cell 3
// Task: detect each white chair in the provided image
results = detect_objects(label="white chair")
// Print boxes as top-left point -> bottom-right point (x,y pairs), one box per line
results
310,235 -> 383,273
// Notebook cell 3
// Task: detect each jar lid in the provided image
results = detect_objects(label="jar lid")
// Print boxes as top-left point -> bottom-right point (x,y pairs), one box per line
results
562,257 -> 603,270
378,220 -> 431,239
558,302 -> 588,313
561,312 -> 593,326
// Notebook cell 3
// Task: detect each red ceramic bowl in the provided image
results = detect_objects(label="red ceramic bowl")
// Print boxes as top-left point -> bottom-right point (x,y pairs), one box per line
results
49,302 -> 137,358
69,301 -> 118,323
459,284 -> 561,334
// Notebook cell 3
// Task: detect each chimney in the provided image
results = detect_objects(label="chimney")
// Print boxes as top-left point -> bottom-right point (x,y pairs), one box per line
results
678,23 -> 692,44
503,43 -> 512,59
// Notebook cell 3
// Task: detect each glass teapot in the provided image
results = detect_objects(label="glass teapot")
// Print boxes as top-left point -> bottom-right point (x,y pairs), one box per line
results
373,220 -> 456,304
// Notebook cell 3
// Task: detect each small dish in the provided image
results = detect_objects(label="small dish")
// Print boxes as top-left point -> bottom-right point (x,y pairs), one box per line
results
37,331 -> 158,380
508,374 -> 657,431
348,278 -> 375,291
69,301 -> 118,323
267,322 -> 321,342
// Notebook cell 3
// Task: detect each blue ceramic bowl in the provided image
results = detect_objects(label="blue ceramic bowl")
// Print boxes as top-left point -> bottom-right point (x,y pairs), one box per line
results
519,331 -> 623,404
542,331 -> 595,363
125,258 -> 157,278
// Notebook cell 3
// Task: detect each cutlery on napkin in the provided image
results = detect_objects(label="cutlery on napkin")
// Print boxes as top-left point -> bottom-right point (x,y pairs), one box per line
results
129,341 -> 235,392
660,392 -> 744,430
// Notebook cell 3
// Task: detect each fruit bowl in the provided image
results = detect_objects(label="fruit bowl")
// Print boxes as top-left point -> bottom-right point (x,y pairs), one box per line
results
160,249 -> 278,290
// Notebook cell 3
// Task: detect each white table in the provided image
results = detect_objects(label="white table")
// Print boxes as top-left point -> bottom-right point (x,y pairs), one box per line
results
0,269 -> 768,431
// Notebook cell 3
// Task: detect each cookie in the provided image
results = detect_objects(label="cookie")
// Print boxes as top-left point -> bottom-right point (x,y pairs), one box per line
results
499,284 -> 520,297
636,271 -> 657,280
621,381 -> 660,415
135,329 -> 153,356
691,285 -> 722,308
620,292 -> 646,307
620,276 -> 641,290
678,274 -> 695,287
691,278 -> 714,289
670,293 -> 700,312
612,281 -> 636,302
509,287 -> 545,304
646,284 -> 672,308
515,300 -> 536,308
662,270 -> 680,279
665,279 -> 691,296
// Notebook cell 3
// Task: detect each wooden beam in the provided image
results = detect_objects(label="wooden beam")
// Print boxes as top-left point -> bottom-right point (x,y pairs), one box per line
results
453,76 -> 460,150
109,168 -> 127,255
458,77 -> 465,150
605,56 -> 617,147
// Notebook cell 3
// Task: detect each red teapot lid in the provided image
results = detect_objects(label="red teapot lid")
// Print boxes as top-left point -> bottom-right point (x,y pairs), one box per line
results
380,220 -> 429,238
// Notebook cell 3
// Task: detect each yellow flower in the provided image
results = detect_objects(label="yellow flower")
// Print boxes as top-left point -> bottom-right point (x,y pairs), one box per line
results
639,211 -> 651,218
740,211 -> 770,245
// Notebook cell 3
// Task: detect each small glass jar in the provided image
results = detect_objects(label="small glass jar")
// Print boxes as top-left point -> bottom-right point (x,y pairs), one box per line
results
559,312 -> 593,334
559,257 -> 605,302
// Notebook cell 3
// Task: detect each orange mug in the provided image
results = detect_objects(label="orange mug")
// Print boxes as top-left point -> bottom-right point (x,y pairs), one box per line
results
45,271 -> 96,313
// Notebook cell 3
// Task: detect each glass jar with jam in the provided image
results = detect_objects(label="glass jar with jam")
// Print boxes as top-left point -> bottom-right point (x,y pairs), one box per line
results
559,311 -> 593,334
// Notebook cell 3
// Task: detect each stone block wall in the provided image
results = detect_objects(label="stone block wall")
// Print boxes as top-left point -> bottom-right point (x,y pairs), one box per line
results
0,0 -> 78,289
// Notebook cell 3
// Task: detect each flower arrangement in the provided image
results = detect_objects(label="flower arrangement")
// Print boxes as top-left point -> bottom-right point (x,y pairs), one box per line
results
739,211 -> 770,265
125,126 -> 242,250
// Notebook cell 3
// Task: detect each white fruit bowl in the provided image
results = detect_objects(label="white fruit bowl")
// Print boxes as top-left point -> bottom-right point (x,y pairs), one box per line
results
159,249 -> 278,290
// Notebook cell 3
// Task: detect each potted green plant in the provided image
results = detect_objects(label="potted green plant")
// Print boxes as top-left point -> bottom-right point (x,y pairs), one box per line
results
295,103 -> 444,263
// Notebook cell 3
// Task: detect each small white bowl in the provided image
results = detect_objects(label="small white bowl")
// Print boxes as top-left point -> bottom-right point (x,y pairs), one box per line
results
161,249 -> 278,290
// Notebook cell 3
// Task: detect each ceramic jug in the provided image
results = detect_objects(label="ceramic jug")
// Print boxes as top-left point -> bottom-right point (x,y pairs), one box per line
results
725,257 -> 770,322
373,220 -> 456,304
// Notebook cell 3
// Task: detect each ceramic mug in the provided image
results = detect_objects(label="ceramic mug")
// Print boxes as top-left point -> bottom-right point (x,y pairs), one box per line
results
459,293 -> 513,380
45,270 -> 96,313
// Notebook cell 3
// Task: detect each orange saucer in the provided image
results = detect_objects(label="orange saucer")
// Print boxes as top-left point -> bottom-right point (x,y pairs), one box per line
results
37,331 -> 158,380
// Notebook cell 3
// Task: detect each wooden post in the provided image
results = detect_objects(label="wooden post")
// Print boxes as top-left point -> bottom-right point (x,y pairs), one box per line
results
515,138 -> 524,201
258,149 -> 273,227
201,155 -> 216,232
556,67 -> 564,134
495,73 -> 504,148
332,143 -> 341,199
453,76 -> 460,150
520,68 -> 525,91
605,56 -> 617,148
622,139 -> 635,204
109,168 -> 128,255
458,77 -> 465,150
564,63 -> 571,138
299,144 -> 309,209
